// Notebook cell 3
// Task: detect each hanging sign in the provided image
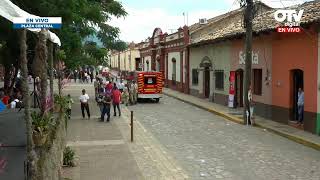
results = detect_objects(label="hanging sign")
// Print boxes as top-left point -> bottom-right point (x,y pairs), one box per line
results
13,17 -> 62,29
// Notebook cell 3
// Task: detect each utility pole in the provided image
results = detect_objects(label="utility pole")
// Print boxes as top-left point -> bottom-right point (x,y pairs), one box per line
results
242,0 -> 253,124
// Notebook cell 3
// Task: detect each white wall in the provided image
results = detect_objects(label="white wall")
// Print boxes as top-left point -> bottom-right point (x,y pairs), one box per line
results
318,32 -> 320,115
144,56 -> 151,71
168,52 -> 181,82
183,51 -> 186,83
189,42 -> 231,95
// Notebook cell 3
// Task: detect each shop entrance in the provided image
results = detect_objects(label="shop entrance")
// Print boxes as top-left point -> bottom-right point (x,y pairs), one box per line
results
290,69 -> 304,121
235,69 -> 244,107
204,67 -> 210,98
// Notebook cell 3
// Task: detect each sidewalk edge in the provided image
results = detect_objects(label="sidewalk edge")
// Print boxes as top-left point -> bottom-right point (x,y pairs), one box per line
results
164,92 -> 320,151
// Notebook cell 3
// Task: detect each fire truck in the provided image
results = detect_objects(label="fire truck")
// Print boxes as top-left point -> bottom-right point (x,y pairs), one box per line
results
129,71 -> 163,103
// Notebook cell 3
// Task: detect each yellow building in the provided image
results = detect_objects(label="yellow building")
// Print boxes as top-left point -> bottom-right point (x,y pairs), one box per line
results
110,43 -> 141,72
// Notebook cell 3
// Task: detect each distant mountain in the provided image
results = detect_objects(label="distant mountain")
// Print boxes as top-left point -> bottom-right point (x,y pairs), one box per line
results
83,34 -> 104,48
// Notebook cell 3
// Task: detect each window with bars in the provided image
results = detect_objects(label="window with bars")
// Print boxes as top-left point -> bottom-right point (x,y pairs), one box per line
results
192,69 -> 198,85
253,69 -> 262,95
215,70 -> 224,90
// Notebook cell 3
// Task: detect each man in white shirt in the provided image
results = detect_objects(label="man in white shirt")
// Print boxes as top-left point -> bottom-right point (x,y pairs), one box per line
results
79,89 -> 90,119
10,99 -> 20,109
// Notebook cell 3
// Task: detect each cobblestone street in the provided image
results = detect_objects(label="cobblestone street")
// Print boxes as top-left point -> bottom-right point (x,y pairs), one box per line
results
128,96 -> 320,180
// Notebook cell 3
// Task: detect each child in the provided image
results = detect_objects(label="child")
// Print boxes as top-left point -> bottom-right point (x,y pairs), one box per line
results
67,94 -> 74,119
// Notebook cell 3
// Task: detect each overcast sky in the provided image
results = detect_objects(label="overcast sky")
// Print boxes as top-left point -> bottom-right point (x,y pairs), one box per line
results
109,0 -> 311,43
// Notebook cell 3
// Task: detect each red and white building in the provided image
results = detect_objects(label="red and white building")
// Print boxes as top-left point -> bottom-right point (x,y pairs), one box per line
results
138,26 -> 190,93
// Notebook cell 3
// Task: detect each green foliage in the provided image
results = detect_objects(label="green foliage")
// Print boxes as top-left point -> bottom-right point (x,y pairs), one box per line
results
57,50 -> 66,61
54,94 -> 69,111
83,41 -> 108,66
31,111 -> 54,135
63,146 -> 76,167
1,0 -> 128,70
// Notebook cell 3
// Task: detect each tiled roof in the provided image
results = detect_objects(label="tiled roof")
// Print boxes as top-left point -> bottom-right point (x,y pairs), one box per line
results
190,1 -> 320,46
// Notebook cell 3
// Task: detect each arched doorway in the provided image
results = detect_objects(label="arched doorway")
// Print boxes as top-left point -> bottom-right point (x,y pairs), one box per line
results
200,56 -> 212,98
235,69 -> 244,107
291,69 -> 304,121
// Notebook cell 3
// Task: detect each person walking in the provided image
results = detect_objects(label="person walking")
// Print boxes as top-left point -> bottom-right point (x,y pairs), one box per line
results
248,85 -> 254,125
112,86 -> 121,116
79,89 -> 90,119
121,87 -> 129,106
94,77 -> 100,97
73,71 -> 78,83
133,81 -> 138,104
66,94 -> 74,119
101,94 -> 112,122
128,82 -> 134,105
90,72 -> 94,83
297,87 -> 304,125
118,80 -> 125,93
96,92 -> 107,122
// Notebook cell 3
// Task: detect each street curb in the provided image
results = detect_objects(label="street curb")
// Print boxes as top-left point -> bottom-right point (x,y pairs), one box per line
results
164,92 -> 320,151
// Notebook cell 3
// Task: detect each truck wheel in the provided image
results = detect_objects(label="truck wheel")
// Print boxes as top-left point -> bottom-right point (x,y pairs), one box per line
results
155,98 -> 160,103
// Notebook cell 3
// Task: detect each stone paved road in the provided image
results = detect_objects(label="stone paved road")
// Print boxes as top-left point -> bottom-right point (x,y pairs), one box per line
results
128,96 -> 320,180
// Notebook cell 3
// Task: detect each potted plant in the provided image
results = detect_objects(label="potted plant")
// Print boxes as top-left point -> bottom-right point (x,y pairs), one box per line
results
31,111 -> 53,146
54,94 -> 68,112
63,146 -> 76,167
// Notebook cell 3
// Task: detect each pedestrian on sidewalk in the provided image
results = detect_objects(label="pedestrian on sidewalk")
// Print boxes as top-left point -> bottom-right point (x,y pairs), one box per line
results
128,81 -> 134,105
297,87 -> 304,125
121,87 -> 129,106
101,94 -> 112,122
0,90 -> 9,106
133,81 -> 138,104
248,85 -> 255,125
66,94 -> 74,119
94,77 -> 100,97
79,89 -> 90,119
112,86 -> 121,116
96,92 -> 105,121
90,72 -> 94,83
105,81 -> 113,96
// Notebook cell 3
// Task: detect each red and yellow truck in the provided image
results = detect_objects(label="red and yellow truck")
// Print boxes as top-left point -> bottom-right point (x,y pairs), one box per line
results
135,71 -> 163,103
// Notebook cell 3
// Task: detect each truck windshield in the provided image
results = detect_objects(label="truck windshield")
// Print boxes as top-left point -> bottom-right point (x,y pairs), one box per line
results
144,77 -> 157,85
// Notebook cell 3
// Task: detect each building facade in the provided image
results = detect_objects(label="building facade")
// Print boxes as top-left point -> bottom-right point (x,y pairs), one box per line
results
136,1 -> 320,135
110,43 -> 140,72
187,1 -> 320,134
139,27 -> 190,93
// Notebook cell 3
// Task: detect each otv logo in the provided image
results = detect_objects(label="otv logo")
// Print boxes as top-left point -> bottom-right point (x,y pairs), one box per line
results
274,10 -> 304,27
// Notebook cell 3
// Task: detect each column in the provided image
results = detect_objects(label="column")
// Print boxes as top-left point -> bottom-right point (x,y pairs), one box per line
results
198,70 -> 203,97
210,70 -> 215,102
180,51 -> 184,92
317,32 -> 320,135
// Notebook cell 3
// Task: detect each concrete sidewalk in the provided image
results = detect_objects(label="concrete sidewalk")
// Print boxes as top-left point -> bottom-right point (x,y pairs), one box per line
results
62,83 -> 188,180
62,94 -> 144,180
163,88 -> 320,151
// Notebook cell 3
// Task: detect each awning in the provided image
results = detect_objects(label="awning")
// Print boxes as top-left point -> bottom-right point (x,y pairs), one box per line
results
0,0 -> 61,46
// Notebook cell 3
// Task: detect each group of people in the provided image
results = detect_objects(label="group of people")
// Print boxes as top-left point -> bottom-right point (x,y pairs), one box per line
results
0,88 -> 23,109
73,70 -> 95,84
78,77 -> 139,122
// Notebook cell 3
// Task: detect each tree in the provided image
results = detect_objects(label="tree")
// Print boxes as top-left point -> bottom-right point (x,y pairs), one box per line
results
56,49 -> 66,95
0,18 -> 20,95
19,29 -> 38,180
83,41 -> 108,66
